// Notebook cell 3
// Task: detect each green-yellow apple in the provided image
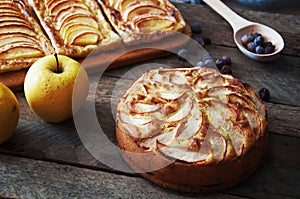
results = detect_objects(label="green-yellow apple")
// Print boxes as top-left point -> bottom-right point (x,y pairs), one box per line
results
0,83 -> 20,144
24,54 -> 89,123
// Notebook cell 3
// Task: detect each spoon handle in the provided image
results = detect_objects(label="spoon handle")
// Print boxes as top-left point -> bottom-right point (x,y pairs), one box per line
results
202,0 -> 252,32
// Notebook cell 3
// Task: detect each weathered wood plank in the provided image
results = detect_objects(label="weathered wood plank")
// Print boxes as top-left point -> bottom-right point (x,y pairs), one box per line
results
265,103 -> 300,138
0,154 -> 246,199
1,112 -> 299,172
1,152 -> 299,199
223,164 -> 300,199
15,92 -> 44,123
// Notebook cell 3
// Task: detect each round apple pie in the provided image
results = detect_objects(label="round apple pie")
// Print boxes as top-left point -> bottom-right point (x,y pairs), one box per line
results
116,67 -> 268,192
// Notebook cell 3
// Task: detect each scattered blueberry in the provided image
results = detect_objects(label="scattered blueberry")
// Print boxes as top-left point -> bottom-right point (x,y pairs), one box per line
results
221,55 -> 231,65
264,41 -> 273,47
190,22 -> 202,33
177,49 -> 188,61
254,35 -> 264,46
220,65 -> 232,75
255,45 -> 265,54
241,34 -> 254,46
265,45 -> 275,54
215,58 -> 226,70
259,88 -> 270,101
253,32 -> 262,38
195,37 -> 205,46
195,37 -> 211,47
203,37 -> 211,45
214,55 -> 233,75
246,42 -> 256,53
196,54 -> 214,67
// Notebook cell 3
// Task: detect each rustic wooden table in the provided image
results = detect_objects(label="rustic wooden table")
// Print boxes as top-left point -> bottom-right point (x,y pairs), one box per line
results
1,2 -> 299,199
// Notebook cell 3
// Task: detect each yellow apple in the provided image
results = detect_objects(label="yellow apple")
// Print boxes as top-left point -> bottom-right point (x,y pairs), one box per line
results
24,54 -> 89,123
0,83 -> 20,144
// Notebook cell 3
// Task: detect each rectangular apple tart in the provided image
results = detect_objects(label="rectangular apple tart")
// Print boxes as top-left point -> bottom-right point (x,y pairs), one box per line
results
0,0 -> 54,73
97,0 -> 186,45
29,0 -> 121,57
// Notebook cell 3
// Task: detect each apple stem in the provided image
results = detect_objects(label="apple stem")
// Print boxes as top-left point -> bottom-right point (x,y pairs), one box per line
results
54,53 -> 60,73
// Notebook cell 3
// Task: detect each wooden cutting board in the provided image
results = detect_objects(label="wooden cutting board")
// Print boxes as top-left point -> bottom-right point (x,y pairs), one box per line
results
0,26 -> 192,91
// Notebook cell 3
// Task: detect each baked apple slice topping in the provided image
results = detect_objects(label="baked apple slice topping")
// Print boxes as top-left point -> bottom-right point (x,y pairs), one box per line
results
117,67 -> 267,163
166,97 -> 192,122
47,0 -> 88,17
0,1 -> 51,61
43,0 -> 103,46
157,141 -> 209,163
98,0 -> 185,44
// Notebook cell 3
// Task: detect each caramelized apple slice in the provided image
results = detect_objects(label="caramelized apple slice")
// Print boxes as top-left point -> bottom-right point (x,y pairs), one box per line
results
0,34 -> 34,47
56,10 -> 93,29
124,5 -> 166,22
208,86 -> 243,97
0,21 -> 31,29
0,9 -> 20,16
135,17 -> 174,33
169,71 -> 189,86
228,93 -> 256,111
0,40 -> 36,49
175,103 -> 203,140
0,24 -> 35,36
243,108 -> 261,139
120,117 -> 162,138
244,84 -> 266,116
72,33 -> 100,46
166,97 -> 192,122
119,111 -> 151,126
49,0 -> 88,16
0,15 -> 29,25
206,100 -> 238,129
228,126 -> 244,156
206,131 -> 226,163
65,26 -> 100,45
60,20 -> 98,41
158,92 -> 184,101
0,5 -> 14,9
129,103 -> 161,114
194,72 -> 224,90
139,123 -> 182,150
47,0 -> 82,13
61,16 -> 98,32
0,45 -> 43,59
157,141 -> 208,163
118,0 -> 136,11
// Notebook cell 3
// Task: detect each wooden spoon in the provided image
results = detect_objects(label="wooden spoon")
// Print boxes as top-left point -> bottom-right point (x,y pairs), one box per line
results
202,0 -> 284,62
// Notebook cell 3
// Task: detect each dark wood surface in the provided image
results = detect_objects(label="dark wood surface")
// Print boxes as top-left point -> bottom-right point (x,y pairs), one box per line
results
1,2 -> 300,199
